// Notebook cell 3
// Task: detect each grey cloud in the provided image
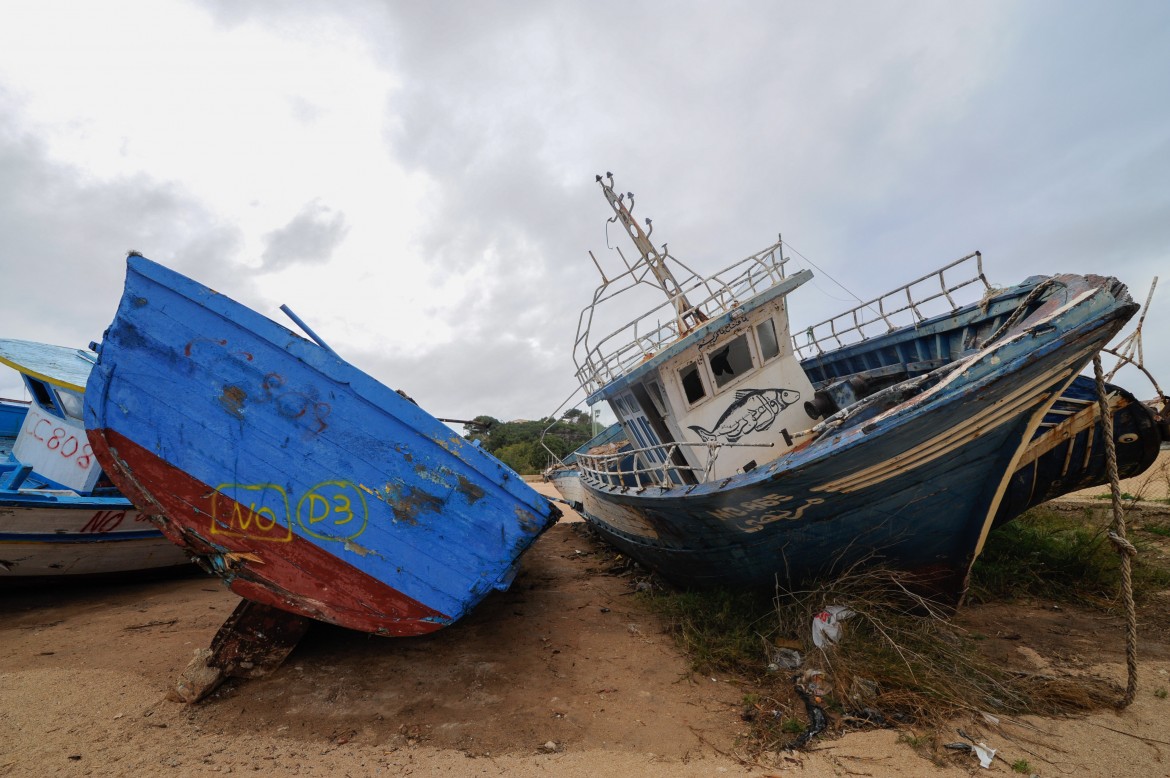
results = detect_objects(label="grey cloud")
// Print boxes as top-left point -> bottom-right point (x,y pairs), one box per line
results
49,2 -> 1170,417
347,331 -> 571,425
260,201 -> 349,272
365,1 -> 1170,410
0,98 -> 243,352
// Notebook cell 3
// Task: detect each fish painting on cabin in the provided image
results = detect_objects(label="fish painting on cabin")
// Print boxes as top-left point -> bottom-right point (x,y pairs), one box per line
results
689,388 -> 800,444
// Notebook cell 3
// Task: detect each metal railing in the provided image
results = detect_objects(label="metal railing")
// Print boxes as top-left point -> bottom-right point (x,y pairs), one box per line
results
573,241 -> 788,396
792,252 -> 991,360
576,439 -> 775,489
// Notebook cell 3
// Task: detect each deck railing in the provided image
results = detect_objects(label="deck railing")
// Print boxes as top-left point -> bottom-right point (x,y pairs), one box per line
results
792,252 -> 990,360
574,242 -> 788,396
576,439 -> 775,489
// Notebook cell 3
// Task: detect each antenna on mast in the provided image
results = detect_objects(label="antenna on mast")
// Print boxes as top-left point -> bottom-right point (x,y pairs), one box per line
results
595,172 -> 708,331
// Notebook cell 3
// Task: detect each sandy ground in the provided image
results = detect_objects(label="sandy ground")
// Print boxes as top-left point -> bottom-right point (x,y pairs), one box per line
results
3,477 -> 1170,777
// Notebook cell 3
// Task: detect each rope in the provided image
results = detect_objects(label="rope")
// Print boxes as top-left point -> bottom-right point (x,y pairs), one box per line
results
1094,355 -> 1138,707
979,279 -> 1056,348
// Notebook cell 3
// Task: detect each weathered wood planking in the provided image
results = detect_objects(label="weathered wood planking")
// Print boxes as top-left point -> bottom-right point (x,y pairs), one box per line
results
86,255 -> 560,635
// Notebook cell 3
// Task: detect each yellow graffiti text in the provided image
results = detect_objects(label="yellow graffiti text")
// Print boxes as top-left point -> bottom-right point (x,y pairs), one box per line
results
210,483 -> 292,542
296,481 -> 368,542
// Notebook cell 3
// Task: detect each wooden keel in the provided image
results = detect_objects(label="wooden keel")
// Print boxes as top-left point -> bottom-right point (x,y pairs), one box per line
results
169,599 -> 312,704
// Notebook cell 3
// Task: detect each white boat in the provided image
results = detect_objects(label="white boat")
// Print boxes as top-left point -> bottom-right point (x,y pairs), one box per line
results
0,339 -> 192,578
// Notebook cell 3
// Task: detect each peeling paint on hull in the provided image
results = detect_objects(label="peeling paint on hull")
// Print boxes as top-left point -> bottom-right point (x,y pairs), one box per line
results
89,428 -> 450,634
991,375 -> 1163,528
85,256 -> 560,635
556,273 -> 1140,602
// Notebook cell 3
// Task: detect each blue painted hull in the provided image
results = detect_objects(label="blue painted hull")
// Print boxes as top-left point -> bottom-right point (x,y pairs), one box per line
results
0,399 -> 26,438
85,256 -> 560,635
992,376 -> 1162,527
551,376 -> 1161,550
563,275 -> 1137,598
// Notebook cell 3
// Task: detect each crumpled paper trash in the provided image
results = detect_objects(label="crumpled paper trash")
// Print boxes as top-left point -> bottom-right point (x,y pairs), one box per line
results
972,742 -> 996,768
811,605 -> 854,648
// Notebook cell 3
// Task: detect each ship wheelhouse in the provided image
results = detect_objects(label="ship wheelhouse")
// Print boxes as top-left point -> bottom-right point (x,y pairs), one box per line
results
585,275 -> 820,483
566,175 -> 1000,490
572,175 -> 820,485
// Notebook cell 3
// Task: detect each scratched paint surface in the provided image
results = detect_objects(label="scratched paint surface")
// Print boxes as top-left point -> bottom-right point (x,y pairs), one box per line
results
88,429 -> 449,634
85,256 -> 559,633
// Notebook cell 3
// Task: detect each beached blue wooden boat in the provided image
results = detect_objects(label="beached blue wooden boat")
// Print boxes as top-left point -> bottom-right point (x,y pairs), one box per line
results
0,340 -> 191,577
84,255 -> 560,636
546,174 -> 1146,600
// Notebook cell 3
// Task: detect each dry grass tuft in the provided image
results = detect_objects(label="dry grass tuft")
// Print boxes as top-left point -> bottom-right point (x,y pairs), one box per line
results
646,557 -> 1122,755
772,565 -> 1117,727
641,502 -> 1170,755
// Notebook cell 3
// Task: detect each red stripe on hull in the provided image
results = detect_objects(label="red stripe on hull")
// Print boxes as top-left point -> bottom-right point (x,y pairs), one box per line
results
87,427 -> 449,635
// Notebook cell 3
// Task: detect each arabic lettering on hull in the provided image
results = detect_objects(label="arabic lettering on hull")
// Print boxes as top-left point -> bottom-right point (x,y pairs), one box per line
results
689,388 -> 800,444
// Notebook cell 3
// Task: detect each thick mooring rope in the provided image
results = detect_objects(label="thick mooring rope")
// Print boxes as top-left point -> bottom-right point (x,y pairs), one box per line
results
1094,354 -> 1138,707
980,279 -> 1056,348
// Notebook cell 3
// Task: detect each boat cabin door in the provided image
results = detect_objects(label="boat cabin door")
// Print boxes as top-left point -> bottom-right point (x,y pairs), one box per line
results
612,389 -> 687,485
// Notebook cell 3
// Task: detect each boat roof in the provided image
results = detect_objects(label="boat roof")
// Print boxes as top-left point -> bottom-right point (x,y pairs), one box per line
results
585,268 -> 813,405
0,339 -> 96,392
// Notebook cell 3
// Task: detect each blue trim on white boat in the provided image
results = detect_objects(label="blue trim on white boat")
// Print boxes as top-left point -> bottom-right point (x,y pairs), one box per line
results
0,490 -> 132,508
0,532 -> 163,543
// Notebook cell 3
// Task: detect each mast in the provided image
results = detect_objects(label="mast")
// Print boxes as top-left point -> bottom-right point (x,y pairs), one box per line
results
597,173 -> 709,331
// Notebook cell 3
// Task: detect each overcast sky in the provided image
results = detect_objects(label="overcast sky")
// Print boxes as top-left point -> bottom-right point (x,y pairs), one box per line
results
0,1 -> 1166,420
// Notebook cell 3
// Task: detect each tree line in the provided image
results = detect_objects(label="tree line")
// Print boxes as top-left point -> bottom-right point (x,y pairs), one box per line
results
461,408 -> 598,475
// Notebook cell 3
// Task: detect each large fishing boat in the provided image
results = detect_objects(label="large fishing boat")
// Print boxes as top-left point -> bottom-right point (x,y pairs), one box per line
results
547,173 -> 1148,600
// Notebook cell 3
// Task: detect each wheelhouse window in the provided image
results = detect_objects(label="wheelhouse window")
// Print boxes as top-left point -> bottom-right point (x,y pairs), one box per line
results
679,362 -> 707,404
709,333 -> 754,389
24,377 -> 59,417
756,318 -> 780,362
55,388 -> 84,420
